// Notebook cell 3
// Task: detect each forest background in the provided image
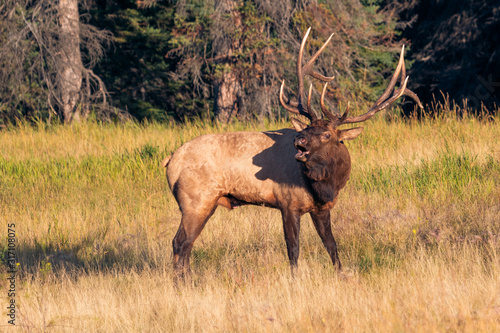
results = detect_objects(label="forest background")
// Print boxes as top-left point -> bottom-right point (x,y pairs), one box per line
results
1,0 -> 499,124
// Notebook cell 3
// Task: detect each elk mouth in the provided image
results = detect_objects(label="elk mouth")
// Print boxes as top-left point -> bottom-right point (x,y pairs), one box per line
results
295,145 -> 310,162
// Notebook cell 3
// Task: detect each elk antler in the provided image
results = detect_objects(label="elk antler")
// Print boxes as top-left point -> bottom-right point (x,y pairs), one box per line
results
334,45 -> 423,126
279,27 -> 335,121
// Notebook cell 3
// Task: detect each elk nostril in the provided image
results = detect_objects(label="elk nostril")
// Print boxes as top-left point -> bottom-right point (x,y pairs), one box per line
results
299,137 -> 306,144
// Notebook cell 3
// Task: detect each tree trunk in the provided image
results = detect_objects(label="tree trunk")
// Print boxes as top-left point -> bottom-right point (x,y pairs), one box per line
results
58,0 -> 83,123
215,69 -> 241,123
213,0 -> 242,123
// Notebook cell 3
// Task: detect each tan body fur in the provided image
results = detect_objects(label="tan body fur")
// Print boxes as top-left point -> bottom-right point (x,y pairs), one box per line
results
167,129 -> 336,214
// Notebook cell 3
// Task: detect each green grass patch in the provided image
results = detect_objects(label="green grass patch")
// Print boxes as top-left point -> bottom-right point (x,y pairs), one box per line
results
352,152 -> 499,200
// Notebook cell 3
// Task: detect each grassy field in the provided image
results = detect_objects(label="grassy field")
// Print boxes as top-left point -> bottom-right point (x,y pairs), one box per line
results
0,113 -> 499,332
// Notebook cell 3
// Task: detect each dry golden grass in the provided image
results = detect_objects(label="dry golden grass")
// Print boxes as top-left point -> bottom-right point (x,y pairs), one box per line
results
0,113 -> 499,332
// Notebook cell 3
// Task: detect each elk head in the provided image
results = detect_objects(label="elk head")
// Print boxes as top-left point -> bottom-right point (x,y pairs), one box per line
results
280,28 -> 423,180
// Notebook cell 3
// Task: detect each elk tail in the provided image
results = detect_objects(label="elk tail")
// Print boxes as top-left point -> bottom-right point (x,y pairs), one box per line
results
161,155 -> 171,168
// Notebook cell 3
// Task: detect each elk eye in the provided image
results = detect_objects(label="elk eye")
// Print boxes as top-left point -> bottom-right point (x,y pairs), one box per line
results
322,132 -> 331,140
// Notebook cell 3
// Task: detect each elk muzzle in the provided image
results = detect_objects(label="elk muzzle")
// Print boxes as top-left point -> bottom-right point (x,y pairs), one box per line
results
294,135 -> 310,162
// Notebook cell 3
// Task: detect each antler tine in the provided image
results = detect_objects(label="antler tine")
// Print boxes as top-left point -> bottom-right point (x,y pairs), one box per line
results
303,32 -> 336,82
280,81 -> 301,113
279,81 -> 299,107
320,82 -> 353,125
296,28 -> 315,120
339,45 -> 423,125
400,46 -> 407,87
370,76 -> 408,115
279,28 -> 335,122
320,82 -> 351,125
280,80 -> 314,120
338,102 -> 350,124
403,90 -> 424,109
397,46 -> 424,109
319,83 -> 337,120
307,84 -> 313,116
372,45 -> 405,108
341,76 -> 409,125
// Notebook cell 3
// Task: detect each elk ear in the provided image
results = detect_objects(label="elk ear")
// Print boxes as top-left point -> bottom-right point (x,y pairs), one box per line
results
338,127 -> 363,142
291,118 -> 308,132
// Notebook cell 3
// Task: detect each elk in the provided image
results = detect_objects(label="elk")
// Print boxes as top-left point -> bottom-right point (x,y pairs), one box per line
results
164,28 -> 422,278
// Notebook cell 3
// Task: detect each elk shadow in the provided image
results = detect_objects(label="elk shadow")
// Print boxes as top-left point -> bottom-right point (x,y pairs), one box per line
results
5,229 -> 168,280
251,128 -> 304,187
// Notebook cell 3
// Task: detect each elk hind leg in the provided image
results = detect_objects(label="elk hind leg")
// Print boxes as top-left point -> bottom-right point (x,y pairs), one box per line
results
173,202 -> 217,280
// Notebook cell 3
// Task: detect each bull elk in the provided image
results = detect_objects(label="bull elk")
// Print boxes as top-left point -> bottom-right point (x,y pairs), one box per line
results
164,28 -> 422,278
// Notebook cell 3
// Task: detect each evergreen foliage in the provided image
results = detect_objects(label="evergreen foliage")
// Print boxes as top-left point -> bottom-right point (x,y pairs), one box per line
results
90,0 -> 404,121
1,0 -> 497,123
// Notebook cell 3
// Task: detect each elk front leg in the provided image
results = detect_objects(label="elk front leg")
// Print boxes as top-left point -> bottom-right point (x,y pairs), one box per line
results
281,209 -> 301,274
310,209 -> 342,270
